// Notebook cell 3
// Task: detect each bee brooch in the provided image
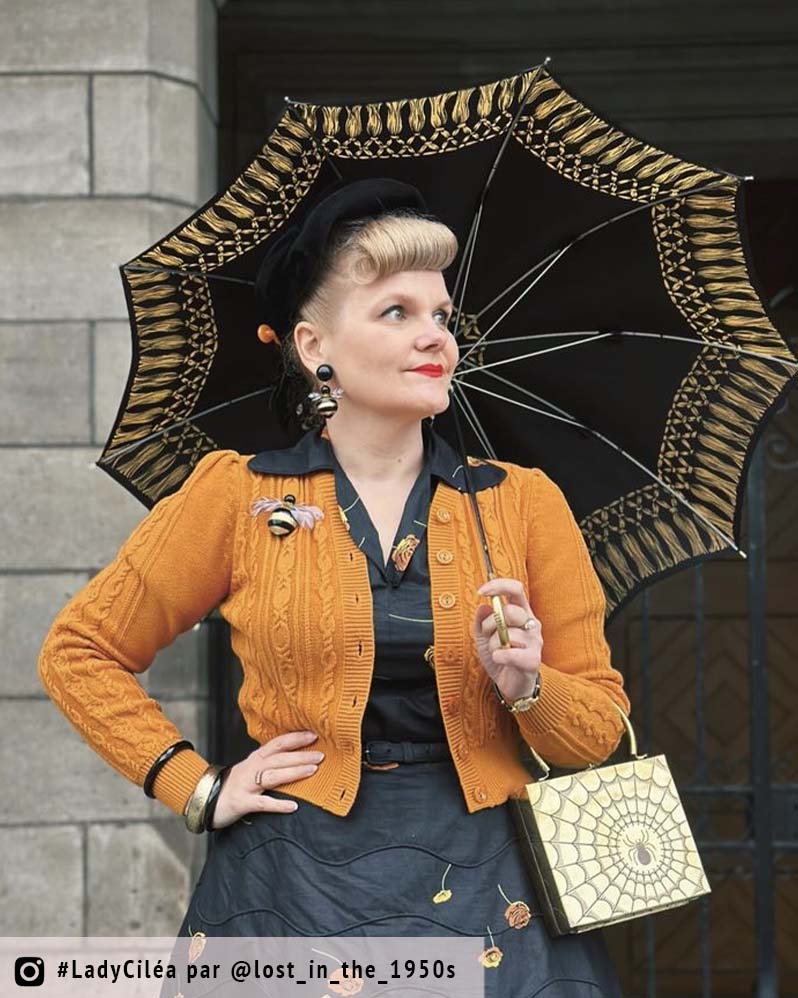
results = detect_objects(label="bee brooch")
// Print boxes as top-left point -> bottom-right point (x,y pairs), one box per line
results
250,494 -> 325,537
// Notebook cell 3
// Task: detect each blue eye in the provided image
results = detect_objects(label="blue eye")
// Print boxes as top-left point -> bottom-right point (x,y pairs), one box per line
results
382,304 -> 452,323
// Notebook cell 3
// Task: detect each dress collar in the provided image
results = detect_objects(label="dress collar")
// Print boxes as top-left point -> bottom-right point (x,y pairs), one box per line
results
246,419 -> 506,492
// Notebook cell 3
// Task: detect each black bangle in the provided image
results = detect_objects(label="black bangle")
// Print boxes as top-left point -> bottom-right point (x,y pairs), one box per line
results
202,765 -> 232,832
143,740 -> 195,798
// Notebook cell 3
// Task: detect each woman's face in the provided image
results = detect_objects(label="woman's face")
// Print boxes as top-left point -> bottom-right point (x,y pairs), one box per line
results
300,268 -> 459,423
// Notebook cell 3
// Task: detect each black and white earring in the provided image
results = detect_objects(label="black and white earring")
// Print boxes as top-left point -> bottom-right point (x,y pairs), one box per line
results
307,363 -> 344,420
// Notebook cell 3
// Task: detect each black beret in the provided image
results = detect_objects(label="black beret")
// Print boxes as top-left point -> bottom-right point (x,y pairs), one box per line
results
254,177 -> 428,342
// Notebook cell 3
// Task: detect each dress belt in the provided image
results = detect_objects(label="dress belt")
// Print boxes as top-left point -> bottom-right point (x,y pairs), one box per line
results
361,739 -> 451,766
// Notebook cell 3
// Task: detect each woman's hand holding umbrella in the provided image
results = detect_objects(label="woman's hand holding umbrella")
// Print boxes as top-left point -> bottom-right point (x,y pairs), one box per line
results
474,578 -> 542,702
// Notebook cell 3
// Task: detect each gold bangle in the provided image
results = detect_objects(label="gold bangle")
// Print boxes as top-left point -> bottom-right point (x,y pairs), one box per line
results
184,764 -> 224,834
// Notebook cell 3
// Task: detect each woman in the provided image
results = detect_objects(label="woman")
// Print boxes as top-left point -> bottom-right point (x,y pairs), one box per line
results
37,179 -> 630,996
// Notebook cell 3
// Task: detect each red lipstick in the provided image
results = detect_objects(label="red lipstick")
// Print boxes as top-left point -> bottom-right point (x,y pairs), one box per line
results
409,364 -> 444,377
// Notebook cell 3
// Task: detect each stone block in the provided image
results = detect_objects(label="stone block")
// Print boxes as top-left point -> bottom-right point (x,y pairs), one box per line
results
92,76 -> 150,195
0,199 -> 195,321
0,446 -> 145,568
0,0 -> 213,100
0,825 -> 83,935
0,572 -> 90,697
0,700 -> 151,823
150,75 -> 218,205
87,822 -> 194,935
95,74 -> 217,205
0,76 -> 88,195
4,696 -> 206,824
0,323 -> 90,443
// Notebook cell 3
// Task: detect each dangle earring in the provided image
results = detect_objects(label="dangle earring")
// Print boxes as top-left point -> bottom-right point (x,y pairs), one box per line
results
307,363 -> 344,420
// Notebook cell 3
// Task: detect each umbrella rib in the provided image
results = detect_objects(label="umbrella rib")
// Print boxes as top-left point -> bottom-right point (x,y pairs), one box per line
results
454,330 -> 798,374
450,204 -> 482,334
122,264 -> 256,287
474,174 -> 749,323
96,380 -> 499,471
450,59 -> 551,342
92,350 -> 532,467
97,387 -> 273,464
283,96 -> 345,182
451,374 -> 747,559
457,356 -> 578,423
450,382 -> 499,459
457,333 -> 614,372
457,176 -> 740,366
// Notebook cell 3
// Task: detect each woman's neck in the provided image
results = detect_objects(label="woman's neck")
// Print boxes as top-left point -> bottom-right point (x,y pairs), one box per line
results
321,412 -> 425,485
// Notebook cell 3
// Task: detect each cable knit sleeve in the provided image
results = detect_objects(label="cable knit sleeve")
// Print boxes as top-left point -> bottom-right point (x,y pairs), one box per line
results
514,467 -> 631,767
36,449 -> 240,818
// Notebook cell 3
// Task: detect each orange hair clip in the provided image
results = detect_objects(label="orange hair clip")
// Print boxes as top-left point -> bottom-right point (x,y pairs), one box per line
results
257,323 -> 282,347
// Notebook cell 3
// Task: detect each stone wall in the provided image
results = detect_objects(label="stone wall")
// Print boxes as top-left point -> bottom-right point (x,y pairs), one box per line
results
0,0 -> 224,936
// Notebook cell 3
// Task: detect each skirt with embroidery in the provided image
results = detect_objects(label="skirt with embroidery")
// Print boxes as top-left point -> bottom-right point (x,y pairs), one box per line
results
162,751 -> 624,998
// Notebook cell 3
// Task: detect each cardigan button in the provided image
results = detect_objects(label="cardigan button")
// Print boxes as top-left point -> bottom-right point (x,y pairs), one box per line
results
438,592 -> 456,608
472,786 -> 488,803
436,549 -> 454,564
455,745 -> 469,761
435,509 -> 451,523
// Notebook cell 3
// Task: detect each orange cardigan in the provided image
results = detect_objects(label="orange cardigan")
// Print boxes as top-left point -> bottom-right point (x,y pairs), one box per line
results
37,448 -> 630,818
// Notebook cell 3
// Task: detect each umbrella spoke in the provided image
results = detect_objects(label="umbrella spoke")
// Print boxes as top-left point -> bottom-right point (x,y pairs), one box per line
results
451,59 -> 551,341
284,96 -> 345,182
452,374 -> 746,559
457,332 -> 614,372
455,330 -> 798,374
457,176 -> 744,366
449,382 -> 499,459
98,378 -> 500,471
123,264 -> 256,287
97,387 -> 273,465
457,356 -> 582,424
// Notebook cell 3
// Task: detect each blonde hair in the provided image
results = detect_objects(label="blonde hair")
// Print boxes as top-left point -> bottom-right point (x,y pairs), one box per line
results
280,208 -> 459,428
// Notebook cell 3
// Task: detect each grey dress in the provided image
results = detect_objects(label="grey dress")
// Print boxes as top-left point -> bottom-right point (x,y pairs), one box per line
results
168,421 -> 623,997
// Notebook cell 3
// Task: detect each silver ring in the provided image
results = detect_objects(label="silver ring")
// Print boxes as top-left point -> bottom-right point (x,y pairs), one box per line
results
522,617 -> 539,630
255,770 -> 264,786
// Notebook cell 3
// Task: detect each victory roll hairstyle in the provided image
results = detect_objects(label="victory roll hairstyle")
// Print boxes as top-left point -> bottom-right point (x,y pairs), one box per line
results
276,208 -> 459,429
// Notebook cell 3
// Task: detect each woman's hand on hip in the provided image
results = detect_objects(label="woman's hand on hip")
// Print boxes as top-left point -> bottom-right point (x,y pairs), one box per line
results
473,578 -> 542,701
209,731 -> 324,830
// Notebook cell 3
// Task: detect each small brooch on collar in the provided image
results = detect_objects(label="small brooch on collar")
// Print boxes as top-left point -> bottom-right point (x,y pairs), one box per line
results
391,533 -> 420,572
250,494 -> 325,537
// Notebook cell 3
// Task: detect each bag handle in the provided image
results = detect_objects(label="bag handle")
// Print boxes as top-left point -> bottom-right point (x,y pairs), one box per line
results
524,698 -> 646,781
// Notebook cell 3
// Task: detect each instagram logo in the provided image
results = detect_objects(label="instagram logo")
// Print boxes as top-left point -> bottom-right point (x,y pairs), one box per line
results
14,956 -> 45,986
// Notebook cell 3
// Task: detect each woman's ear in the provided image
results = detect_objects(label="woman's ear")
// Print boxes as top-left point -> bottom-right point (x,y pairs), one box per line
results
293,320 -> 326,372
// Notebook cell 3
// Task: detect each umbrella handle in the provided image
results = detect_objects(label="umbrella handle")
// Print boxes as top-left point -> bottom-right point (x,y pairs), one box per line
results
491,595 -> 512,648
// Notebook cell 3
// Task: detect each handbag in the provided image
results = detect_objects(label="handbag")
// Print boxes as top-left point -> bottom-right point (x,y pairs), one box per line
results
509,699 -> 711,936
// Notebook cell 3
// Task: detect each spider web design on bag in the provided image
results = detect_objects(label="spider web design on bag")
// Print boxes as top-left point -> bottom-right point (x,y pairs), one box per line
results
514,755 -> 711,935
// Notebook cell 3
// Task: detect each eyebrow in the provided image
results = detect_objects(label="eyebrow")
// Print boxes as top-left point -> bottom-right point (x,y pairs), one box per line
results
377,292 -> 454,310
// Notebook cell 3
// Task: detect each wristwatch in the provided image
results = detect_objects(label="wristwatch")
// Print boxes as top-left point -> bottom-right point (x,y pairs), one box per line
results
492,672 -> 542,713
